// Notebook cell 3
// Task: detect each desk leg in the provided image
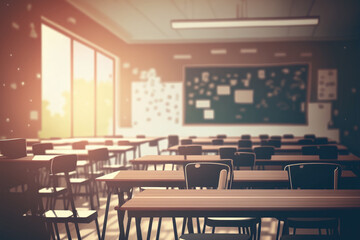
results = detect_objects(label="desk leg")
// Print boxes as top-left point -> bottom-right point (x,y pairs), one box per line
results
138,145 -> 142,157
117,188 -> 130,240
135,217 -> 142,240
101,186 -> 113,240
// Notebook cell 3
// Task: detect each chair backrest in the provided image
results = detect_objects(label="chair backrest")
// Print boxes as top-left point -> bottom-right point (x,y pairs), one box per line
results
72,140 -> 88,149
114,135 -> 124,138
50,154 -> 78,175
284,163 -> 341,189
259,134 -> 269,140
216,134 -> 227,139
181,139 -> 193,145
105,140 -> 113,146
283,134 -> 294,139
254,146 -> 275,159
219,147 -> 237,160
238,140 -> 252,148
318,145 -> 338,159
136,135 -> 146,138
233,152 -> 255,169
184,162 -> 231,189
0,138 -> 27,158
88,148 -> 109,163
241,134 -> 251,140
297,139 -> 314,145
32,142 -> 54,155
314,137 -> 328,145
270,135 -> 282,140
178,145 -> 202,155
149,140 -> 158,147
212,139 -> 224,145
267,139 -> 281,148
168,135 -> 179,147
301,146 -> 318,155
304,134 -> 316,139
118,140 -> 131,145
188,136 -> 197,139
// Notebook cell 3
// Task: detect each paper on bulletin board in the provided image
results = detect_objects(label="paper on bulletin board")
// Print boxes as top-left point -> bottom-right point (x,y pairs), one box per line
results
318,69 -> 337,101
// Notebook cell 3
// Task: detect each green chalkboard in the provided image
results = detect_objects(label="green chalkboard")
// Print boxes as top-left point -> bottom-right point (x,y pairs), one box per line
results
184,64 -> 309,124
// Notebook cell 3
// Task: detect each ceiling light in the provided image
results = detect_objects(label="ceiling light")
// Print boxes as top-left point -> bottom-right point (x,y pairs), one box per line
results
171,17 -> 319,29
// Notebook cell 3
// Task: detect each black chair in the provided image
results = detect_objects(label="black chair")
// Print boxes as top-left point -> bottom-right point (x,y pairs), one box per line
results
301,146 -> 318,155
43,154 -> 101,240
270,135 -> 282,140
241,134 -> 251,140
304,134 -> 316,139
136,134 -> 146,138
259,134 -> 269,140
283,134 -> 294,139
168,135 -> 180,147
184,161 -> 260,240
219,147 -> 237,161
178,145 -> 202,156
212,139 -> 224,145
189,136 -> 197,139
238,140 -> 252,148
297,139 -> 314,145
181,139 -> 193,145
318,146 -> 338,159
216,134 -> 227,139
279,163 -> 341,239
314,137 -> 329,145
32,142 -> 54,155
254,147 -> 274,170
0,138 -> 27,158
267,139 -> 281,148
233,152 -> 255,170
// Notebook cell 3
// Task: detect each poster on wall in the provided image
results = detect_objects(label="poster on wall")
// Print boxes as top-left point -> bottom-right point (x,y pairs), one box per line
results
318,69 -> 337,101
184,64 -> 309,125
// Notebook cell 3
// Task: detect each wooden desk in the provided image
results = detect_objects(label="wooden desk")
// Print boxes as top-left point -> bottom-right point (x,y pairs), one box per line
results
96,170 -> 358,239
168,144 -> 348,155
122,189 -> 360,240
41,137 -> 165,157
255,154 -> 360,167
188,137 -> 336,145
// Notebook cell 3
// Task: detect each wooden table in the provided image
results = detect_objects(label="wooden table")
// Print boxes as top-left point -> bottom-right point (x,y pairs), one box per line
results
96,170 -> 358,239
187,137 -> 336,145
168,144 -> 348,155
122,189 -> 360,240
255,154 -> 360,168
41,137 -> 165,157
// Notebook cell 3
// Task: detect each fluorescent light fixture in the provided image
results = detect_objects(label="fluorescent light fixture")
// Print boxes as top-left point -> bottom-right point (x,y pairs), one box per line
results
171,17 -> 319,29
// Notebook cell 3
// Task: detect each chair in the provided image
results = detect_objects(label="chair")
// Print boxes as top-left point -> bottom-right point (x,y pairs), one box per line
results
315,137 -> 329,145
254,147 -> 274,170
297,139 -> 314,145
136,134 -> 146,138
178,145 -> 202,156
32,142 -> 53,155
72,140 -> 88,149
304,134 -> 316,139
267,139 -> 281,148
184,161 -> 260,240
279,163 -> 341,239
216,134 -> 227,139
43,154 -> 101,240
233,152 -> 255,170
168,135 -> 180,147
259,134 -> 269,140
181,139 -> 193,145
301,146 -> 318,155
212,139 -> 224,145
0,138 -> 27,158
318,146 -> 338,159
219,147 -> 237,161
189,136 -> 197,139
238,140 -> 252,148
180,233 -> 251,240
283,134 -> 294,139
270,135 -> 282,140
241,134 -> 251,140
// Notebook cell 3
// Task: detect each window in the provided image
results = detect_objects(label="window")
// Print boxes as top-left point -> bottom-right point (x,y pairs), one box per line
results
40,24 -> 115,138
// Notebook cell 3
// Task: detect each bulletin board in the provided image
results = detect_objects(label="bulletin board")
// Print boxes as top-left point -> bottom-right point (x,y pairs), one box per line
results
184,64 -> 309,124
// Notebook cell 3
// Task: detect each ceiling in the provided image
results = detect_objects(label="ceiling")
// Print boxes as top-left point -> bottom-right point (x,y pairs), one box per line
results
67,0 -> 360,43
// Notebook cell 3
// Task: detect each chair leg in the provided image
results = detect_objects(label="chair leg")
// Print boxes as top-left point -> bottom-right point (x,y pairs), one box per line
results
53,223 -> 61,240
64,222 -> 72,240
257,220 -> 262,240
156,217 -> 162,240
196,217 -> 201,233
47,222 -> 56,240
95,218 -> 101,240
181,217 -> 187,235
212,226 -> 215,233
74,222 -> 82,240
172,217 -> 178,240
147,217 -> 153,240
